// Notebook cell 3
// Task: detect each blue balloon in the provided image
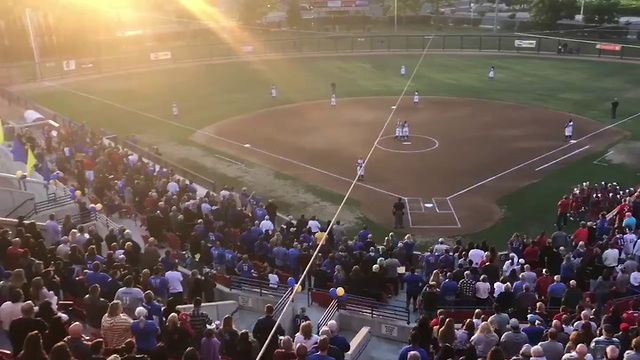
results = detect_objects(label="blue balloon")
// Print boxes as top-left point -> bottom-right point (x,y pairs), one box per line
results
287,277 -> 296,287
339,294 -> 347,301
69,187 -> 76,194
50,173 -> 58,181
89,205 -> 97,212
70,194 -> 76,200
329,288 -> 337,298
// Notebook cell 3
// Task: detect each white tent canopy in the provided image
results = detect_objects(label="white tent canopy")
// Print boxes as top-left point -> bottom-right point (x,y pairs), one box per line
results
23,110 -> 45,124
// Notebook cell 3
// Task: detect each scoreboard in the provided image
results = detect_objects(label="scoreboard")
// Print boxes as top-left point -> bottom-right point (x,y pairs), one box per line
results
310,0 -> 369,11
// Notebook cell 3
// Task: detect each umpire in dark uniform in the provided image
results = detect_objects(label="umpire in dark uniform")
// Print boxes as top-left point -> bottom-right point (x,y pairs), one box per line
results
611,98 -> 619,119
392,197 -> 406,229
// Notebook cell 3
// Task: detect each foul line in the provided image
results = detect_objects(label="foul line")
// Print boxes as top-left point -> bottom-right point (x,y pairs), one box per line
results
593,151 -> 613,166
43,82 -> 402,199
448,111 -> 640,199
535,146 -> 590,171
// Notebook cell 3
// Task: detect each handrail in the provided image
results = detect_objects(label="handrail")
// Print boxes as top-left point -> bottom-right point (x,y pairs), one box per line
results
311,288 -> 410,325
55,210 -> 97,225
34,196 -> 76,214
273,287 -> 294,319
4,197 -> 35,218
317,299 -> 339,333
229,275 -> 289,298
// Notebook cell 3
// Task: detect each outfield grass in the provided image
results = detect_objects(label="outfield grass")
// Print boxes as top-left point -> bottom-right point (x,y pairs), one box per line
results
20,54 -> 640,247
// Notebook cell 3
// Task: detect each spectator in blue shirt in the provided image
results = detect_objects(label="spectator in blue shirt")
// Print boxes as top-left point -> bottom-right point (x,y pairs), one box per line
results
240,230 -> 258,254
327,320 -> 350,354
142,291 -> 163,328
403,236 -> 416,262
254,205 -> 267,222
85,262 -> 110,291
560,255 -> 575,283
322,253 -> 338,274
357,226 -> 371,242
272,242 -> 289,270
403,268 -> 424,312
160,250 -> 174,272
236,255 -> 255,278
547,275 -> 567,307
131,306 -> 159,354
254,238 -> 269,262
148,267 -> 169,301
288,244 -> 300,277
398,331 -> 428,360
193,219 -> 206,239
250,221 -> 263,238
211,242 -> 225,272
224,247 -> 237,273
438,249 -> 455,271
440,273 -> 458,302
513,273 -> 528,296
623,212 -> 637,232
423,251 -> 441,278
522,315 -> 545,345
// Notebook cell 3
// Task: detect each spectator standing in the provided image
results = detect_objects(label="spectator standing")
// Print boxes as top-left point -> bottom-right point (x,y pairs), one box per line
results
540,329 -> 564,360
253,304 -> 285,360
393,197 -> 406,229
166,263 -> 184,304
16,331 -> 47,360
470,322 -> 499,358
589,324 -> 620,360
101,300 -> 132,351
501,318 -> 530,358
8,302 -> 48,356
83,284 -> 109,340
163,313 -> 192,359
200,327 -> 221,360
557,196 -> 571,230
327,320 -> 350,354
189,297 -> 213,346
399,331 -> 429,360
522,315 -> 545,345
115,276 -> 145,318
44,213 -> 62,246
0,289 -> 24,331
130,307 -> 159,356
547,276 -> 567,307
65,322 -> 91,360
611,98 -> 619,119
403,268 -> 424,312
294,321 -> 319,350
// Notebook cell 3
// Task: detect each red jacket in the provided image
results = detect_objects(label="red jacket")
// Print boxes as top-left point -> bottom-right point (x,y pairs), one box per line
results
535,275 -> 554,298
558,199 -> 570,214
573,228 -> 588,245
523,246 -> 539,264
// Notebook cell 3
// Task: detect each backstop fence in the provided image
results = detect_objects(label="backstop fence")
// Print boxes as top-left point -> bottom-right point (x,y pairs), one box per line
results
1,34 -> 639,84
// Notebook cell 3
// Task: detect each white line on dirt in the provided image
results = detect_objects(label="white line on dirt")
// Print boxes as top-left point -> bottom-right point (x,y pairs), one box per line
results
43,82 -> 403,199
593,151 -> 613,166
214,154 -> 245,167
447,112 -> 640,199
535,145 -> 590,171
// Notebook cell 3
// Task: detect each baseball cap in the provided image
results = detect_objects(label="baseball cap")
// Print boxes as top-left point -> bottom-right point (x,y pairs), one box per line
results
621,323 -> 630,331
509,318 -> 520,329
527,314 -> 537,323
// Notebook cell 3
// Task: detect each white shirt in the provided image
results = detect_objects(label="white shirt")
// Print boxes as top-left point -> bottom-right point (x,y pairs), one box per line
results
468,249 -> 485,267
603,248 -> 621,267
493,282 -> 504,297
433,244 -> 449,255
624,234 -> 637,255
308,220 -> 322,233
167,181 -> 179,194
475,282 -> 490,299
220,189 -> 230,200
630,271 -> 640,286
56,243 -> 71,261
44,220 -> 61,246
260,220 -> 274,233
294,334 -> 319,350
562,352 -> 593,360
165,271 -> 184,293
0,302 -> 24,331
268,273 -> 279,288
201,203 -> 212,216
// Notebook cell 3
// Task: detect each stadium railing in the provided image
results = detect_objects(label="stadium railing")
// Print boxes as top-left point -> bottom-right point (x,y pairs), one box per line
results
308,288 -> 410,325
2,34 -> 640,84
273,287 -> 294,319
229,275 -> 290,298
317,298 -> 340,333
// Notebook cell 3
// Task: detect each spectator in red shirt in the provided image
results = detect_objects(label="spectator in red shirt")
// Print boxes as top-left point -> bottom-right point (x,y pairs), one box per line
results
6,239 -> 24,270
572,222 -> 589,246
557,195 -> 571,230
535,269 -> 554,299
523,243 -> 539,268
622,300 -> 640,326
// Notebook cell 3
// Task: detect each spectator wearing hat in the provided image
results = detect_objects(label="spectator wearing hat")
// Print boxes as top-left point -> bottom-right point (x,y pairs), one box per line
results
327,320 -> 349,354
615,322 -> 632,352
589,324 -> 620,360
501,318 -> 529,358
522,315 -> 545,345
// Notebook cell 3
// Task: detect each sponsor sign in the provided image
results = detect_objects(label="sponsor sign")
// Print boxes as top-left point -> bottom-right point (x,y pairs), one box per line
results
238,295 -> 253,307
515,40 -> 537,48
242,45 -> 254,53
381,324 -> 398,337
62,60 -> 76,71
311,0 -> 369,10
149,51 -> 172,61
596,43 -> 622,51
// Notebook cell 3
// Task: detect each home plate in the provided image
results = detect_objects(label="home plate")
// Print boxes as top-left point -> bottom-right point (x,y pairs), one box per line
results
402,142 -> 412,145
243,144 -> 251,147
425,203 -> 434,208
569,140 -> 577,143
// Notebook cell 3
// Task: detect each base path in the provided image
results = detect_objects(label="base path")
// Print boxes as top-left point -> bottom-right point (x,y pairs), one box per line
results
185,97 -> 622,234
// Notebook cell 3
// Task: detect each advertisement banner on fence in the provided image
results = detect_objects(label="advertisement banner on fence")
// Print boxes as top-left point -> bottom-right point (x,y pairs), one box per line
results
150,51 -> 172,61
596,43 -> 622,51
62,60 -> 76,71
515,40 -> 537,48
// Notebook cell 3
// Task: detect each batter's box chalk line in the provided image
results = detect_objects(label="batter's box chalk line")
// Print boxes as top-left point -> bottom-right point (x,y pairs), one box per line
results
593,151 -> 613,166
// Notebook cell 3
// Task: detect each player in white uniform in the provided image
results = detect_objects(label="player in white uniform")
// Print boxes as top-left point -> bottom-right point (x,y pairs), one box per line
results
413,91 -> 419,105
356,157 -> 365,181
401,121 -> 410,141
488,66 -> 495,79
395,121 -> 402,140
330,94 -> 336,107
564,119 -> 574,140
271,85 -> 277,98
401,65 -> 406,76
172,102 -> 179,117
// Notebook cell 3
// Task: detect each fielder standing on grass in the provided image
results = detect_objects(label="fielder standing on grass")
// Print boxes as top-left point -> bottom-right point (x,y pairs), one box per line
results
393,197 -> 406,229
611,98 -> 619,119
413,91 -> 419,105
270,85 -> 277,99
171,101 -> 179,117
401,65 -> 406,76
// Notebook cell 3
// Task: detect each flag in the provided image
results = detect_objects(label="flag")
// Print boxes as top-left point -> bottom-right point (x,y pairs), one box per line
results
0,119 -> 4,144
40,158 -> 50,182
26,148 -> 36,177
11,138 -> 27,163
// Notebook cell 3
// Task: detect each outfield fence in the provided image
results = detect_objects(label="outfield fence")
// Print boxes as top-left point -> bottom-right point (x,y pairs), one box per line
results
1,34 -> 639,84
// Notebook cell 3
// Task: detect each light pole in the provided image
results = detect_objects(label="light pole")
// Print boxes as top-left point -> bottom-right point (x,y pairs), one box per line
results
25,8 -> 42,81
394,0 -> 398,32
579,0 -> 585,22
492,0 -> 499,34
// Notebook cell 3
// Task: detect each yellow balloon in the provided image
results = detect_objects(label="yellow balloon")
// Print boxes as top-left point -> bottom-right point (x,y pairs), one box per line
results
15,171 -> 23,178
75,190 -> 82,197
296,285 -> 302,293
95,204 -> 103,211
49,180 -> 56,185
336,287 -> 345,297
